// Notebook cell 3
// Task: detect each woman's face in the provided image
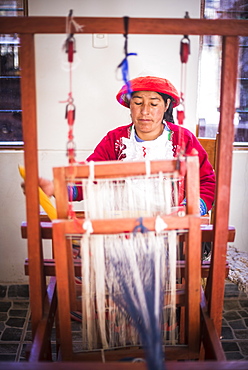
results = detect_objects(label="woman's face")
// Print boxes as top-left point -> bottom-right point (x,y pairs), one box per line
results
129,91 -> 170,141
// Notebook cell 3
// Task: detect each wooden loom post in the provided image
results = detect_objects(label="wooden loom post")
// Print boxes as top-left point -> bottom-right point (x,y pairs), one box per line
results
185,155 -> 201,352
19,33 -> 46,337
53,221 -> 73,360
207,36 -> 239,336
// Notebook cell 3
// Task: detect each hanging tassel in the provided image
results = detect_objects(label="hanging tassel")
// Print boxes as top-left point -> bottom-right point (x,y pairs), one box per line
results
177,34 -> 190,127
116,16 -> 137,99
65,101 -> 76,165
180,35 -> 191,64
180,11 -> 191,65
65,35 -> 76,63
177,106 -> 185,126
176,12 -> 191,153
65,101 -> 76,126
63,9 -> 84,63
177,12 -> 191,127
60,10 -> 84,219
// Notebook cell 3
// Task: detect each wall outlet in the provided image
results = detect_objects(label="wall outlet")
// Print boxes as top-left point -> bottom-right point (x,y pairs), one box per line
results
92,34 -> 108,48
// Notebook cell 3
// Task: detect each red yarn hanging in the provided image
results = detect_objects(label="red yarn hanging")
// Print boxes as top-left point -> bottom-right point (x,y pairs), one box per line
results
177,109 -> 185,126
177,33 -> 190,128
66,37 -> 76,63
180,36 -> 190,64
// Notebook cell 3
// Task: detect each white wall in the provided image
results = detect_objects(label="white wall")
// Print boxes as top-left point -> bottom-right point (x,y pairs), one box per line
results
0,152 -> 28,283
229,151 -> 248,252
33,0 -> 201,182
0,0 -> 247,283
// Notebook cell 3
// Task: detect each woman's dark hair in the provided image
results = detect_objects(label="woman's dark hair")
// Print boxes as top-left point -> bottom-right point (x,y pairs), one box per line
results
157,92 -> 175,123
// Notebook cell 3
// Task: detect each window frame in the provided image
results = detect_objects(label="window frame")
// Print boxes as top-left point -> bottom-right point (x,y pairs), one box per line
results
198,0 -> 248,147
0,0 -> 28,150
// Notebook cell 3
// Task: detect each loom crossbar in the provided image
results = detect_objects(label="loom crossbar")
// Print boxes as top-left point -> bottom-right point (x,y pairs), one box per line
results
1,17 -> 248,36
53,215 -> 196,234
54,159 -> 180,179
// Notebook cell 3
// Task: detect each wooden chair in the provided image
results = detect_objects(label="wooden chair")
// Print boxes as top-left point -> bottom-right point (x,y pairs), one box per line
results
197,133 -> 219,225
196,118 -> 219,171
198,135 -> 219,171
49,155 -> 225,363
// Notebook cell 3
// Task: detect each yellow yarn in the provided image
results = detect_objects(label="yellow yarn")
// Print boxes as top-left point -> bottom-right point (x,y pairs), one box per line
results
19,165 -> 57,220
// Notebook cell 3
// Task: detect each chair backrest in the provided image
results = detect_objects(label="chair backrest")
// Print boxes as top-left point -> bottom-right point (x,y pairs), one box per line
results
197,133 -> 219,170
198,133 -> 219,224
52,156 -> 203,361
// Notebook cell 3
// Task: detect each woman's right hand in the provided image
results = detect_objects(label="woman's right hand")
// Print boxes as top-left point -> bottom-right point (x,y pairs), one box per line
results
39,178 -> 54,197
21,178 -> 54,197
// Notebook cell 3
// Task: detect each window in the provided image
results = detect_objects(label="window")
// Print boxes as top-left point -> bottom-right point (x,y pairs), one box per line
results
198,0 -> 248,144
0,0 -> 28,148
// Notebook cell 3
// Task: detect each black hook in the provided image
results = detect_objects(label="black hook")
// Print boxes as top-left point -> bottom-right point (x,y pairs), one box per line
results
123,16 -> 129,56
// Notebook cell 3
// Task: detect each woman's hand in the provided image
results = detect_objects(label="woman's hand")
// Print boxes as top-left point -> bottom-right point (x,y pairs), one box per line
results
21,178 -> 54,197
39,178 -> 54,197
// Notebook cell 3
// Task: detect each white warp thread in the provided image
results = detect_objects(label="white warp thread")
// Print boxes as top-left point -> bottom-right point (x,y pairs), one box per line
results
80,231 -> 177,351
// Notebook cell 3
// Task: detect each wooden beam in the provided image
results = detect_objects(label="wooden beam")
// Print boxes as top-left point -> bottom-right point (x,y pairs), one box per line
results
19,33 -> 45,338
0,17 -> 248,36
54,159 -> 179,179
185,217 -> 201,352
207,36 -> 239,336
24,258 -> 229,280
52,222 -> 74,361
21,221 -> 236,242
28,277 -> 57,361
200,289 -> 226,361
52,215 -> 192,235
2,360 -> 248,369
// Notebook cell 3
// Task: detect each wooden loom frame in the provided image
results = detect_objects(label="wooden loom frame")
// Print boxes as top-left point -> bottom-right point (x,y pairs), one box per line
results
1,15 -> 247,364
52,156 -> 203,361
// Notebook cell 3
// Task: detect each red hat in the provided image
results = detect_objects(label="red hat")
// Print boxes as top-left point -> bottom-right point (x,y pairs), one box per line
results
116,76 -> 180,108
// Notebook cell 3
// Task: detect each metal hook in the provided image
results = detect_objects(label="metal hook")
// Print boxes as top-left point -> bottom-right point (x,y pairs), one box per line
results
123,16 -> 129,56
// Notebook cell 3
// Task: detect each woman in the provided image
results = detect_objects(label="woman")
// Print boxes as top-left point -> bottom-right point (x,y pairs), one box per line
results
39,75 -> 215,215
